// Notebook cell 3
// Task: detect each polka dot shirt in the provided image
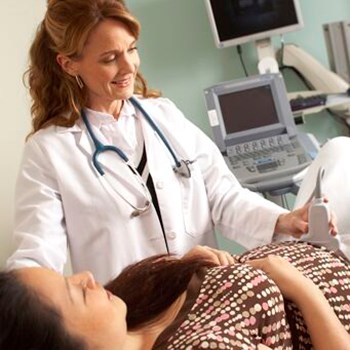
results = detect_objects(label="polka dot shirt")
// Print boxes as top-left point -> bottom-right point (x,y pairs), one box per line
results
153,242 -> 350,350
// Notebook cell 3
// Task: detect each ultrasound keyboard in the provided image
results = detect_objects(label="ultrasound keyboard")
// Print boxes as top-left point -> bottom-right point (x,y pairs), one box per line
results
226,134 -> 312,185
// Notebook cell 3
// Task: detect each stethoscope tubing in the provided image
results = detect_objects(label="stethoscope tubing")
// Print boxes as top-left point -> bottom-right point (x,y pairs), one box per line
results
82,96 -> 188,177
129,96 -> 181,168
81,97 -> 187,253
81,109 -> 128,175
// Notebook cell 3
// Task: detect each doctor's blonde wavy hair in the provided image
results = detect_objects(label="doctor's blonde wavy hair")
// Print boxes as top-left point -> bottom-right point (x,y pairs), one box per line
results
24,0 -> 160,137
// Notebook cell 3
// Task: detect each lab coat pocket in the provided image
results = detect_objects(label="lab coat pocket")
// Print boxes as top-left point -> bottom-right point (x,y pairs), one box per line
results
180,165 -> 213,237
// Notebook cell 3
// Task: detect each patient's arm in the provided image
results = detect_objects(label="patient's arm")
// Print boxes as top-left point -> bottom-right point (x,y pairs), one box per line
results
248,256 -> 350,350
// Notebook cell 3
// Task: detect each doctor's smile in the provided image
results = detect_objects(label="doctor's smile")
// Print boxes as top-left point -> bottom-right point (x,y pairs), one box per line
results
112,76 -> 133,88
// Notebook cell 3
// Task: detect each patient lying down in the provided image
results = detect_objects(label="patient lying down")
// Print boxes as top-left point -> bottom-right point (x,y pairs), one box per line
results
1,242 -> 350,350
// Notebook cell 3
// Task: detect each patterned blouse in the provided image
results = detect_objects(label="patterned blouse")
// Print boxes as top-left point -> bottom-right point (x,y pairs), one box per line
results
152,242 -> 350,350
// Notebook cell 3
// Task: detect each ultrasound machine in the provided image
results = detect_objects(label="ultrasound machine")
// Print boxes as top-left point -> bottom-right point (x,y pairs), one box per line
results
204,73 -> 320,194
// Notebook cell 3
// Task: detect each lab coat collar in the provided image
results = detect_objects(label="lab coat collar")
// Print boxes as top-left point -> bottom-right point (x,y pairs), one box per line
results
64,99 -> 140,167
83,100 -> 138,128
56,99 -> 138,134
119,99 -> 137,120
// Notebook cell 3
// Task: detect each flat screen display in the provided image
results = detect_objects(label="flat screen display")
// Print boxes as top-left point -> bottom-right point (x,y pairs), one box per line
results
206,0 -> 303,47
218,85 -> 279,134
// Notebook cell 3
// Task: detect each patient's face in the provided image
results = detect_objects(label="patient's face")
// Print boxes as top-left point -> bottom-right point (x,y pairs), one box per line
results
18,268 -> 127,349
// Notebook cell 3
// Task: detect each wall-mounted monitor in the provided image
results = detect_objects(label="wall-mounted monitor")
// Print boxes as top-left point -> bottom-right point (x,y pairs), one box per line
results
204,0 -> 304,49
323,20 -> 350,83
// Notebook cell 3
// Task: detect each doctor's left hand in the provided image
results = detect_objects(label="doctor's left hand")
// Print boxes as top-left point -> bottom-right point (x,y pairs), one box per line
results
274,198 -> 338,239
182,245 -> 237,266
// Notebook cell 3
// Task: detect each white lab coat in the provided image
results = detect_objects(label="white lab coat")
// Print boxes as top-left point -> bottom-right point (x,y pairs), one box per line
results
7,97 -> 286,284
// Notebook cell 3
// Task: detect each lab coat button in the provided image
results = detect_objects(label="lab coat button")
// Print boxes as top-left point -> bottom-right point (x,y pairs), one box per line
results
167,232 -> 176,240
156,181 -> 164,189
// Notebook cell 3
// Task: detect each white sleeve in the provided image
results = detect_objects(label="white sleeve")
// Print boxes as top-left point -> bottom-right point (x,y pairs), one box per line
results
159,98 -> 288,249
6,137 -> 68,272
295,136 -> 350,235
196,127 -> 287,248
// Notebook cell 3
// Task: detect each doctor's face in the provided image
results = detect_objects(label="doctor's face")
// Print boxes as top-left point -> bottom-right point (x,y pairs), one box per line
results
18,268 -> 128,350
64,18 -> 140,112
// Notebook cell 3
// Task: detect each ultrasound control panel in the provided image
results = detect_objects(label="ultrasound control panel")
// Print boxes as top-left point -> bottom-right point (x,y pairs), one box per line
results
226,134 -> 312,185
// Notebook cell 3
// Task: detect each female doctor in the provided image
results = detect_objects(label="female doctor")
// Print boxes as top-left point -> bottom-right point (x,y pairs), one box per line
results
6,0 -> 335,284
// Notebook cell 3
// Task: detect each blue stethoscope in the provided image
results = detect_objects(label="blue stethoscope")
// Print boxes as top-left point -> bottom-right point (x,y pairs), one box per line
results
81,96 -> 193,217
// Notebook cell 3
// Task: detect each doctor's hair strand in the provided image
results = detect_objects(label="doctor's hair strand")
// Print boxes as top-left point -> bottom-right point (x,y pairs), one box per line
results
0,270 -> 87,350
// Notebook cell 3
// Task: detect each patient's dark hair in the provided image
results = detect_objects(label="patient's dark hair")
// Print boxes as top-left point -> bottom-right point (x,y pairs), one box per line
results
105,254 -> 216,330
0,270 -> 86,350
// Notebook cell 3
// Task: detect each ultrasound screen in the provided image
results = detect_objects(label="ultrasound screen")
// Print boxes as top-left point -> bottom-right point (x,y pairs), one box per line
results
218,85 -> 279,135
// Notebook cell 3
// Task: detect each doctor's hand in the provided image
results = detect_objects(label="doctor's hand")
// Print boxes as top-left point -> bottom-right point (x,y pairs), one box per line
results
274,198 -> 338,239
182,245 -> 237,266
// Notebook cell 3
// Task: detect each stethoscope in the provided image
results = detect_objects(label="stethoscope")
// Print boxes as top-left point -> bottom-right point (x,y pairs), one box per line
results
81,96 -> 193,218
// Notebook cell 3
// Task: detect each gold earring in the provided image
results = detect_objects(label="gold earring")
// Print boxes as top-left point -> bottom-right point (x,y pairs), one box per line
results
75,75 -> 84,89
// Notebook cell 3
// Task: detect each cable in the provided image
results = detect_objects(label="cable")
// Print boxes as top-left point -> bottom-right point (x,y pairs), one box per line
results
236,45 -> 249,77
280,65 -> 315,91
281,193 -> 291,210
278,38 -> 314,90
278,35 -> 285,69
325,107 -> 350,134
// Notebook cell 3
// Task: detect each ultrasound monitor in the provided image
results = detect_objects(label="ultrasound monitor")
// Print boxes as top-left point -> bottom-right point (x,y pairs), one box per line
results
204,73 -> 296,153
203,73 -> 320,193
204,0 -> 304,49
219,85 -> 279,134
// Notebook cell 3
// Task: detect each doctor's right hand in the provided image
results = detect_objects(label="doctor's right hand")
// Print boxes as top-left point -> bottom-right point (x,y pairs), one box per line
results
274,198 -> 338,239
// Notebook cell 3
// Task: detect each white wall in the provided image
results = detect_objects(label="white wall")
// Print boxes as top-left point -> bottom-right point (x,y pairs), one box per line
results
0,1 -> 46,267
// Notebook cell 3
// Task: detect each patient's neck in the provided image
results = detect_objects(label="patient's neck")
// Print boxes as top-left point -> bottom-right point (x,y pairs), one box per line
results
124,291 -> 187,350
